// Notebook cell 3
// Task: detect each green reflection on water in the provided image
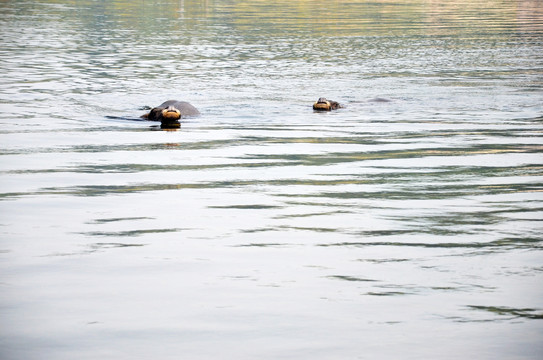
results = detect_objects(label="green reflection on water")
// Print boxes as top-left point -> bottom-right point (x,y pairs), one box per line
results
7,0 -> 539,38
466,305 -> 543,320
327,275 -> 378,282
320,237 -> 543,250
1,164 -> 541,200
79,228 -> 185,237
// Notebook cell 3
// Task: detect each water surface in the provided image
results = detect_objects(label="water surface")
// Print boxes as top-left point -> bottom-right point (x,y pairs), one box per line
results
1,1 -> 543,359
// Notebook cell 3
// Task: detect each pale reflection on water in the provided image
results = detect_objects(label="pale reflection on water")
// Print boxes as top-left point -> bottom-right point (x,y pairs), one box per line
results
1,0 -> 543,359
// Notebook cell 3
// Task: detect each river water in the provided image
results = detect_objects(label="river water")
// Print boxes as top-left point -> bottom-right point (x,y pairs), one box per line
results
1,0 -> 542,359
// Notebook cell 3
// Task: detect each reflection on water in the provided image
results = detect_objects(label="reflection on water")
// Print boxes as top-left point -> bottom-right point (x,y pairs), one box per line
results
1,0 -> 543,359
466,305 -> 543,321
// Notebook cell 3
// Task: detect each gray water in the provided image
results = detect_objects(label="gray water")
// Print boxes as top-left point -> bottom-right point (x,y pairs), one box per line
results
1,0 -> 543,359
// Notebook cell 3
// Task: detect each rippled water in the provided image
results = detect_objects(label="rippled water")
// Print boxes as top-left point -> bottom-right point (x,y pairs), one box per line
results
1,1 -> 543,359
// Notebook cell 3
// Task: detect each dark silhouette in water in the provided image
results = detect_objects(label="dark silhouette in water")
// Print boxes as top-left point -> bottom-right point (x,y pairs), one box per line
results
141,100 -> 200,129
313,97 -> 342,111
312,97 -> 392,111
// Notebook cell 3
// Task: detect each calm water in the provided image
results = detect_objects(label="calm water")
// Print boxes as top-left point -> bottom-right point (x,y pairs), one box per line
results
1,0 -> 543,359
